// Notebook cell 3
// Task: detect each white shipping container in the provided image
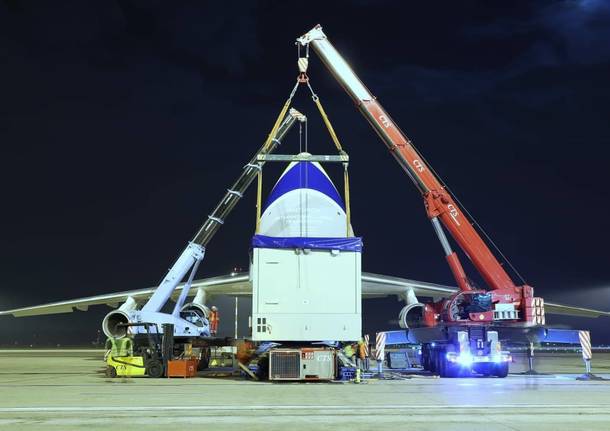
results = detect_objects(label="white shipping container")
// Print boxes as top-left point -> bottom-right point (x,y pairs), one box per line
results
251,247 -> 361,341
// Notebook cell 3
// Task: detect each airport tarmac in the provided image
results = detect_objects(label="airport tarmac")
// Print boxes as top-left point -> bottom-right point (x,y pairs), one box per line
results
0,349 -> 609,430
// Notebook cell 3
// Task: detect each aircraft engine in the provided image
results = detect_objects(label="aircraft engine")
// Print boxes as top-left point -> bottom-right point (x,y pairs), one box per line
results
398,302 -> 426,329
102,310 -> 130,339
180,302 -> 210,321
102,296 -> 139,339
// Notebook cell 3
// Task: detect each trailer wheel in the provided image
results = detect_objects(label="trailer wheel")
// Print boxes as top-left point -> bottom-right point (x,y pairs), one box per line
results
256,355 -> 269,381
493,362 -> 509,378
146,360 -> 164,378
198,347 -> 211,371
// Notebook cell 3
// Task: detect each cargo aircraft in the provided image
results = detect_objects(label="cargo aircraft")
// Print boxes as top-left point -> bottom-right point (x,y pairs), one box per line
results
2,148 -> 608,336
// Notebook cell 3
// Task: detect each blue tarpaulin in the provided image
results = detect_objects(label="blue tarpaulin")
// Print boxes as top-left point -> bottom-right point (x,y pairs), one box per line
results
528,328 -> 582,344
383,330 -> 410,345
252,235 -> 363,252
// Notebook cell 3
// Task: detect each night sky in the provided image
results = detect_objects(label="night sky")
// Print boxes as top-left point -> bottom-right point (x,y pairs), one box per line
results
1,1 -> 610,346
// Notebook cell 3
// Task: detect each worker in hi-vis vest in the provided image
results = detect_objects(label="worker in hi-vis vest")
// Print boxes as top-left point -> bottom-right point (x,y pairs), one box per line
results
209,306 -> 219,336
343,343 -> 356,365
357,339 -> 368,370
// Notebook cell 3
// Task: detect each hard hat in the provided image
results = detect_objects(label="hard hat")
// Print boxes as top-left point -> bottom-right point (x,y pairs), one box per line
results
211,306 -> 217,311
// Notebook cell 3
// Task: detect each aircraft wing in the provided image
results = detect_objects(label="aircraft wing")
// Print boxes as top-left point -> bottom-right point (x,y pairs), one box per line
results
0,273 -> 251,317
542,302 -> 610,318
361,273 -> 610,318
1,271 -> 608,319
361,273 -> 455,299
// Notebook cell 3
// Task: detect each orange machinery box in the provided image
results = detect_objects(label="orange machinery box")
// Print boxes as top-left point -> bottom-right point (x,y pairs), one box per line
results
166,359 -> 198,378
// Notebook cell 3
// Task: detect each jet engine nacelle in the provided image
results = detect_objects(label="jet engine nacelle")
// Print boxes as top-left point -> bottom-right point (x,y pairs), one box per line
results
103,308 -> 210,339
180,302 -> 210,321
102,310 -> 131,339
398,302 -> 426,329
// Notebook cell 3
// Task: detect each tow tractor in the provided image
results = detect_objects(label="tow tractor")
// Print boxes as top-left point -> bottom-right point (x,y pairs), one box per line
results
297,25 -> 546,377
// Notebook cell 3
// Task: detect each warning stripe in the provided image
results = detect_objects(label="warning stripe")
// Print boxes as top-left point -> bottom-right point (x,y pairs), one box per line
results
375,332 -> 386,360
363,334 -> 370,357
531,297 -> 545,325
579,330 -> 592,360
298,57 -> 309,73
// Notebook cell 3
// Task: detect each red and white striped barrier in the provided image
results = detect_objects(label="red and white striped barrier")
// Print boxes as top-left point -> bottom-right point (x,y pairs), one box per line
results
534,297 -> 545,325
375,332 -> 386,361
575,330 -> 605,379
579,330 -> 592,361
363,334 -> 370,357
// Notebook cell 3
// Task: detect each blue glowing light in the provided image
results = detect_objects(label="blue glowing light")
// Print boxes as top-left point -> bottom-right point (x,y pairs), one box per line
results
457,353 -> 473,366
446,352 -> 473,366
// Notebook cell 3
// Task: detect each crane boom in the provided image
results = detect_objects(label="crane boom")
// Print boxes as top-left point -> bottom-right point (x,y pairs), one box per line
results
143,109 -> 305,313
192,108 -> 306,246
297,25 -> 520,295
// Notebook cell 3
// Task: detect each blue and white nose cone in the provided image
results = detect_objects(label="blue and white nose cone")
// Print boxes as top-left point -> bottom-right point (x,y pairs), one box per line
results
258,153 -> 352,238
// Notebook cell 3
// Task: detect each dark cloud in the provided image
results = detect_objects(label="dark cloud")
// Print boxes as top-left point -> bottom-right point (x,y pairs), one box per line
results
466,0 -> 610,68
372,1 -> 610,106
537,0 -> 610,65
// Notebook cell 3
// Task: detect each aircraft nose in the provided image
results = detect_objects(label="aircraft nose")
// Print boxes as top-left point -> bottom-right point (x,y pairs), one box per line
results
259,157 -> 349,238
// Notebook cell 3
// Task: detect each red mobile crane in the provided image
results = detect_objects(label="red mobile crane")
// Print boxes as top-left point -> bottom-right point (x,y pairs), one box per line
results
297,25 -> 545,377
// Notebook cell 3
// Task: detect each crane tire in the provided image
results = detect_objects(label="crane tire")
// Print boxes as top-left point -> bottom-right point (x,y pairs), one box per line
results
473,363 -> 492,377
429,349 -> 437,374
438,350 -> 447,377
420,345 -> 430,371
439,349 -> 459,378
493,362 -> 509,378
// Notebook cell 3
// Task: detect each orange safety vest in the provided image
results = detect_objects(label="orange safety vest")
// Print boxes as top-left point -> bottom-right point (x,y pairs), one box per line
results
358,342 -> 367,359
